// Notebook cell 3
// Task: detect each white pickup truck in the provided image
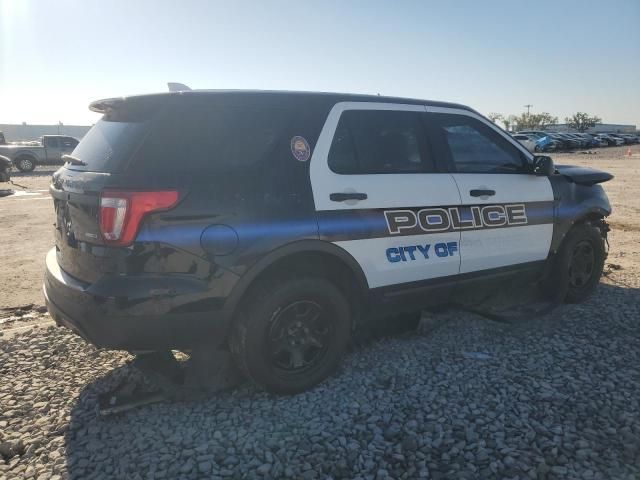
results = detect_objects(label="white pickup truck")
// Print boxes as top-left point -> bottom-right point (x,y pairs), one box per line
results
0,135 -> 79,172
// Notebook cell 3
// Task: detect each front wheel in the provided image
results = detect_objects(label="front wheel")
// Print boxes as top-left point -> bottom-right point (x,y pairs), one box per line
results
542,223 -> 605,303
230,276 -> 351,394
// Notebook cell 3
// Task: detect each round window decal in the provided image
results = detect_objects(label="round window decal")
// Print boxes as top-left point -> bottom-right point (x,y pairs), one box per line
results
290,136 -> 311,162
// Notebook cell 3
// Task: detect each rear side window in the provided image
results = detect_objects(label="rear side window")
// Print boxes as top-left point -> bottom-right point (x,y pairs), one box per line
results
133,104 -> 290,174
328,110 -> 433,174
45,137 -> 59,148
70,120 -> 149,172
69,102 -> 155,173
432,114 -> 526,174
60,137 -> 78,148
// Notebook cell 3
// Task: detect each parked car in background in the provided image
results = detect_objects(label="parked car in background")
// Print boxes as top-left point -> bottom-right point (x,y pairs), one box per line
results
0,135 -> 79,172
512,134 -> 538,153
576,133 -> 600,148
547,133 -> 573,150
556,133 -> 583,149
595,134 -> 624,146
565,133 -> 590,148
611,133 -> 639,144
515,131 -> 556,152
591,135 -> 610,147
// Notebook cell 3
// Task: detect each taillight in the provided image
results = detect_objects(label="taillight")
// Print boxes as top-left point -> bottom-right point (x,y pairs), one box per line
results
99,190 -> 179,246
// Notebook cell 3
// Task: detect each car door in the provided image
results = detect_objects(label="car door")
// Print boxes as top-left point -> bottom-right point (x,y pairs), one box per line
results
310,102 -> 462,292
43,137 -> 62,162
426,107 -> 554,275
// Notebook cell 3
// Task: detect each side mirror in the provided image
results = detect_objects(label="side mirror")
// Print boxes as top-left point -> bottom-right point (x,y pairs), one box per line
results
532,155 -> 555,176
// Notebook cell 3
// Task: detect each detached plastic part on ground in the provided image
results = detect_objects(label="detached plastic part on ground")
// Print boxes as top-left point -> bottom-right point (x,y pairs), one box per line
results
98,349 -> 243,415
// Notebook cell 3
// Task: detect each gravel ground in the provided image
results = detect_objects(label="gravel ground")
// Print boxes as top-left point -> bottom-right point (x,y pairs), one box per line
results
1,272 -> 639,480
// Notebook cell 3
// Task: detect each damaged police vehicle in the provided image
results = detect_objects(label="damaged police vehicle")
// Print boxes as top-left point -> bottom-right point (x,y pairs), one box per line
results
44,90 -> 613,394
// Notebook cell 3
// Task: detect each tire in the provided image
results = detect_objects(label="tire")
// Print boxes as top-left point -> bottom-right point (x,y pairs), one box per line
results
229,276 -> 351,394
542,223 -> 605,303
15,156 -> 36,172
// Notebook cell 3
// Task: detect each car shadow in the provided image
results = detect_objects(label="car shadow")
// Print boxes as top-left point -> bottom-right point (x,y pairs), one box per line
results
10,168 -> 58,178
63,281 -> 639,479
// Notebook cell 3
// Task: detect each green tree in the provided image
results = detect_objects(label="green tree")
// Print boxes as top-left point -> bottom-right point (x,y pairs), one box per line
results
512,112 -> 558,131
565,112 -> 602,132
487,113 -> 503,123
532,112 -> 558,129
503,115 -> 518,132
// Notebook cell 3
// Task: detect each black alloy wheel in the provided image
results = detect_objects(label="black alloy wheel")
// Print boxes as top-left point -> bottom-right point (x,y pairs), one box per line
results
230,276 -> 351,394
268,300 -> 333,373
568,240 -> 595,289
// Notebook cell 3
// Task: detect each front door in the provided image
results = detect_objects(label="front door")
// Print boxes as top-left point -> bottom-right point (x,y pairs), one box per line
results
426,108 -> 554,276
309,102 -> 463,291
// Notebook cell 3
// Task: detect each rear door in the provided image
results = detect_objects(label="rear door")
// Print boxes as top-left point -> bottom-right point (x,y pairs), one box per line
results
426,107 -> 554,275
310,102 -> 462,291
43,136 -> 62,162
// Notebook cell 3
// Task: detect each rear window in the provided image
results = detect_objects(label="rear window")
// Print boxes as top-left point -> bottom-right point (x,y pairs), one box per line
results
131,103 -> 291,174
70,119 -> 148,172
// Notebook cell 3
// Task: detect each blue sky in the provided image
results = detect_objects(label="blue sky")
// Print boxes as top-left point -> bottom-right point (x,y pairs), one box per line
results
1,0 -> 639,126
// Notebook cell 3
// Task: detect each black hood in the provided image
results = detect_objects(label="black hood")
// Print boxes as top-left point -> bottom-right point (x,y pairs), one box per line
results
555,164 -> 613,186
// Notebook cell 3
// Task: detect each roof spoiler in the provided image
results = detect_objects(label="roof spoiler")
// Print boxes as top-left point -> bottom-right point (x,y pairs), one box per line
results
167,82 -> 191,92
89,98 -> 125,114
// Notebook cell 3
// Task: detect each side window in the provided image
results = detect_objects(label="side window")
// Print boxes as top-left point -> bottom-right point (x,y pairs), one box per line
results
328,109 -> 433,174
433,114 -> 526,174
133,104 -> 291,174
45,137 -> 59,148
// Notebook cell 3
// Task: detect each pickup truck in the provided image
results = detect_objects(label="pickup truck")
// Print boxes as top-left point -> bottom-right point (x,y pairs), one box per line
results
0,135 -> 79,172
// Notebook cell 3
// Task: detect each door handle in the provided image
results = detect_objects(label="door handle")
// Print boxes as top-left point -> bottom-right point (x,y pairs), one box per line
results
330,192 -> 368,202
469,189 -> 496,197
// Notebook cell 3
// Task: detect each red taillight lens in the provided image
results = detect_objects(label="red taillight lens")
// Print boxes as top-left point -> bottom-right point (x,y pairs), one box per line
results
99,190 -> 179,246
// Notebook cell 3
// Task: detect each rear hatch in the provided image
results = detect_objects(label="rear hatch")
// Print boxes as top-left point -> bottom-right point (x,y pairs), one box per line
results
50,92 -> 297,283
50,97 -> 161,282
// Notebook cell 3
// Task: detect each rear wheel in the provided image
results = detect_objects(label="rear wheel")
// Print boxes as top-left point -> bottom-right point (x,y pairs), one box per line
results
230,276 -> 351,394
542,223 -> 605,303
15,156 -> 36,172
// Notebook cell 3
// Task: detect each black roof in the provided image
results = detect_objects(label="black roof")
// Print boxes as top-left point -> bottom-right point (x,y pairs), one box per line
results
89,89 -> 473,115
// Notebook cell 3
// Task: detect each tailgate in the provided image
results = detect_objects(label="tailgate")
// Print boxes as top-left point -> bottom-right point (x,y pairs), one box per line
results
50,168 -> 121,283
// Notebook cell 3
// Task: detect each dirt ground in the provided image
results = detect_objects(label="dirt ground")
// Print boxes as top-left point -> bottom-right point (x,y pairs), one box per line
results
0,146 -> 638,311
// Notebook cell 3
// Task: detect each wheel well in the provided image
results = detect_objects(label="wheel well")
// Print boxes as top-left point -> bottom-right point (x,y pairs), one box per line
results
574,212 -> 608,235
234,251 -> 365,328
553,212 -> 608,257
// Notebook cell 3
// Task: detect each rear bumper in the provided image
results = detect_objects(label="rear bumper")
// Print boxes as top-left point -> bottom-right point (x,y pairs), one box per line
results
43,248 -> 231,351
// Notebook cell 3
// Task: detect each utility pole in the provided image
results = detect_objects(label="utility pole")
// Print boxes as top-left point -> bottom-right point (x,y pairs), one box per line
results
524,104 -> 533,115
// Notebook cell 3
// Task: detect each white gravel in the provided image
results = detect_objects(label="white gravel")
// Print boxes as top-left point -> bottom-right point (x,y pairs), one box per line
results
1,274 -> 639,480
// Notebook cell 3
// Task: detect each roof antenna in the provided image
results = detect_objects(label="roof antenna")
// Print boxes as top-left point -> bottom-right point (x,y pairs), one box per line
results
167,82 -> 192,92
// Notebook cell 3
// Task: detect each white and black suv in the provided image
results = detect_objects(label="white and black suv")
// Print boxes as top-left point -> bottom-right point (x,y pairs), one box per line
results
44,90 -> 613,394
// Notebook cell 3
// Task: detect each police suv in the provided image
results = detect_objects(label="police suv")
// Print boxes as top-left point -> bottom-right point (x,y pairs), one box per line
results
44,90 -> 613,394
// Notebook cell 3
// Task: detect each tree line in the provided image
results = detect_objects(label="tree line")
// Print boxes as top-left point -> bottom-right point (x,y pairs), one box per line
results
487,112 -> 602,132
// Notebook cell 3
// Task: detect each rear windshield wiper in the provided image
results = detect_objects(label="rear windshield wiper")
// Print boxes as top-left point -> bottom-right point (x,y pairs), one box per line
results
62,154 -> 87,166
